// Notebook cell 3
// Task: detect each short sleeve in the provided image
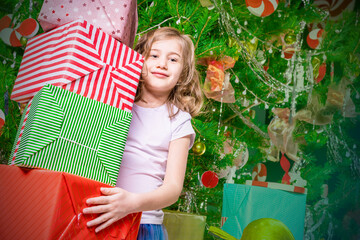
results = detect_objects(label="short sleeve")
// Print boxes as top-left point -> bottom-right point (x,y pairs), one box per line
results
171,110 -> 195,149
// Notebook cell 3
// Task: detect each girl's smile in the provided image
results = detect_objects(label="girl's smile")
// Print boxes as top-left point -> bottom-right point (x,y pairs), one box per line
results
150,71 -> 169,78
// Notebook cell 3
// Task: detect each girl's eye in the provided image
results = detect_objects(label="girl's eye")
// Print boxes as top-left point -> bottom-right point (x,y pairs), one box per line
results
150,54 -> 158,58
170,58 -> 178,62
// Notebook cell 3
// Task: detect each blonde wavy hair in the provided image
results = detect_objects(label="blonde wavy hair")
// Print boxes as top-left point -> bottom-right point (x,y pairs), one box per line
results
134,27 -> 203,117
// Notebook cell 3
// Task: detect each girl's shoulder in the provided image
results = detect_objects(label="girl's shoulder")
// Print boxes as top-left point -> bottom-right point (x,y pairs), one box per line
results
170,104 -> 192,121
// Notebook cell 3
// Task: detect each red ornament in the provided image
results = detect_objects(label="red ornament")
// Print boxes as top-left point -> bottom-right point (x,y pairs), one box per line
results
252,163 -> 267,181
246,0 -> 279,17
280,153 -> 291,184
201,171 -> 219,188
307,28 -> 324,49
0,15 -> 39,47
315,63 -> 327,83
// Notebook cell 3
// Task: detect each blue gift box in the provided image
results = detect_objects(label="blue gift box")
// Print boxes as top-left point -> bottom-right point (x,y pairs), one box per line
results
221,183 -> 307,240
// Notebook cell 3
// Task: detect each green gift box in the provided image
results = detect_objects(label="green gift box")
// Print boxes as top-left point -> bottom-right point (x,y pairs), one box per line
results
9,84 -> 131,186
163,210 -> 207,240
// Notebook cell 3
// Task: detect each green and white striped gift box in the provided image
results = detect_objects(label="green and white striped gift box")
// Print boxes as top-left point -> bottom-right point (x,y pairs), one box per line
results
9,84 -> 131,186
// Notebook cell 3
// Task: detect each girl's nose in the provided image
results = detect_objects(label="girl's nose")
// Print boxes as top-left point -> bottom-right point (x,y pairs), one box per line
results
156,57 -> 167,69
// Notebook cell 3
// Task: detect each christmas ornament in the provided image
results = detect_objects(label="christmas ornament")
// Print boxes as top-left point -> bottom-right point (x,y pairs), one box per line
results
243,38 -> 258,59
284,32 -> 296,45
224,140 -> 249,168
0,14 -> 13,31
280,33 -> 296,60
0,15 -> 39,47
228,36 -> 240,50
192,141 -> 206,156
201,171 -> 219,188
326,84 -> 345,110
296,94 -> 333,126
19,36 -> 27,46
241,218 -> 295,240
280,153 -> 291,184
316,63 -> 326,83
252,163 -> 267,181
227,37 -> 241,61
267,108 -> 299,162
296,78 -> 350,126
313,0 -> 355,21
228,38 -> 258,60
208,60 -> 226,92
0,109 -> 5,131
255,50 -> 266,65
217,140 -> 249,179
306,28 -> 324,49
312,57 -> 326,83
245,0 -> 279,17
198,56 -> 236,103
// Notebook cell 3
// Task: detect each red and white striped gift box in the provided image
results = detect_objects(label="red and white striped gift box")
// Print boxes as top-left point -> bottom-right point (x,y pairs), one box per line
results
245,180 -> 307,194
11,19 -> 144,112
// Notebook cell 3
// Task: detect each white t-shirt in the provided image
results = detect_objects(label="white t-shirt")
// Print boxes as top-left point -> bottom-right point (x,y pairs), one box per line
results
116,103 -> 195,224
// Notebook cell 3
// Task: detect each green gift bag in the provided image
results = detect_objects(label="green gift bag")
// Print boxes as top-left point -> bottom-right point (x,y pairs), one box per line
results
9,84 -> 131,186
163,210 -> 207,240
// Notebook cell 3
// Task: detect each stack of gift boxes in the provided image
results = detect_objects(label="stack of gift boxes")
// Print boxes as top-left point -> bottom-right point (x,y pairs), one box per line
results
0,1 -> 143,239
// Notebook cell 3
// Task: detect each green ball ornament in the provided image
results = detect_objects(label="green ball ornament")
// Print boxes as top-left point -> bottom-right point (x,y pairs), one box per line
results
192,141 -> 206,156
241,218 -> 295,240
20,36 -> 28,46
284,33 -> 296,45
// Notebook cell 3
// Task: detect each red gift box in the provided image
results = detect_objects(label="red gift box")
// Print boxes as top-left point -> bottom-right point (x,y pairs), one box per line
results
0,165 -> 141,240
11,20 -> 144,112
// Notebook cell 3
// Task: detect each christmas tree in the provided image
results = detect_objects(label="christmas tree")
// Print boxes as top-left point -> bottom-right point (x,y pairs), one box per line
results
1,0 -> 359,239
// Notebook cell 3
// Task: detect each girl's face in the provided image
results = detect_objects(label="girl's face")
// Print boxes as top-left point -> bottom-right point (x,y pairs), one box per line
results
141,38 -> 183,97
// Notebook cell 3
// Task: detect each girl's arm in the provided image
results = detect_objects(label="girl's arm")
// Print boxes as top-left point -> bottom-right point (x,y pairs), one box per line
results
83,135 -> 191,233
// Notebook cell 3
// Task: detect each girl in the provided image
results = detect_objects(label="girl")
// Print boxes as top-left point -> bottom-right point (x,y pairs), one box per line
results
83,27 -> 203,239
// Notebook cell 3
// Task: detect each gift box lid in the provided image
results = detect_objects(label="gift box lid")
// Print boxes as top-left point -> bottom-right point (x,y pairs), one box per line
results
245,180 -> 307,194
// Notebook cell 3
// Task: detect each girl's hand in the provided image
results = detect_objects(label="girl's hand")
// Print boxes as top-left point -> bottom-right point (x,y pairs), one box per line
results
83,187 -> 137,233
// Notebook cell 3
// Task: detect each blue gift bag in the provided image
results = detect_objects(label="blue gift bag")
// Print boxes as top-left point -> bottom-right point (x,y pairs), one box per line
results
221,183 -> 307,240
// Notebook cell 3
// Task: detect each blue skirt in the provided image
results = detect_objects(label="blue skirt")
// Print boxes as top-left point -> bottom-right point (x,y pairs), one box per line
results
136,224 -> 168,240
